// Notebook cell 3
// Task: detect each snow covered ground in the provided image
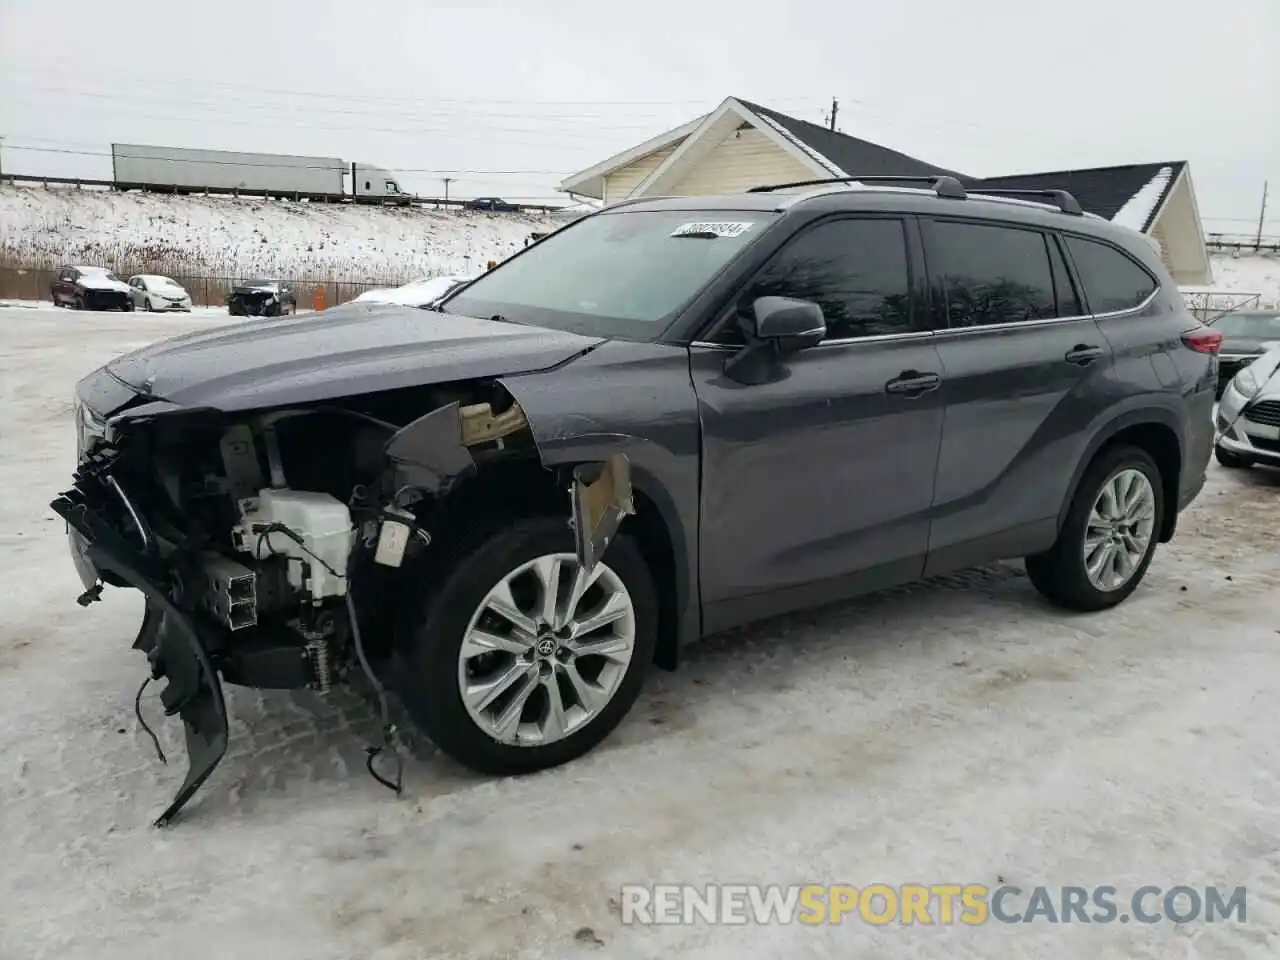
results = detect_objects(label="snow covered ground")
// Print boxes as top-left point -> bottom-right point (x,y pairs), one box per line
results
2,307 -> 1280,960
0,184 -> 564,283
1205,253 -> 1280,308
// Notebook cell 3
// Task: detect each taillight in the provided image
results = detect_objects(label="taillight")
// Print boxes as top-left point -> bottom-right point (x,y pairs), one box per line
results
1181,328 -> 1224,354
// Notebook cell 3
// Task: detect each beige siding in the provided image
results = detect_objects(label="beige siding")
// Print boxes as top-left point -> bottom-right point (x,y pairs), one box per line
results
667,129 -> 815,195
603,144 -> 680,204
1149,222 -> 1176,272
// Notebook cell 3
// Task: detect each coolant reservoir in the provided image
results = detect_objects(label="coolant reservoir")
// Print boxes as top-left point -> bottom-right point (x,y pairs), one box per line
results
232,489 -> 355,601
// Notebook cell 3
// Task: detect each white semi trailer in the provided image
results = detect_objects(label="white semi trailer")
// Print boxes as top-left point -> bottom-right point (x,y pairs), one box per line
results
110,144 -> 409,200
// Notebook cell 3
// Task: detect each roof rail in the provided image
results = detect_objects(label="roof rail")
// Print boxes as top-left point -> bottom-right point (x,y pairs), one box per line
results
968,188 -> 1084,216
748,174 -> 968,200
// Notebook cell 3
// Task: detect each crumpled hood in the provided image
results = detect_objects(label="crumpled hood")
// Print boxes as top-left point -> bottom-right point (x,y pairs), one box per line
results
103,301 -> 604,412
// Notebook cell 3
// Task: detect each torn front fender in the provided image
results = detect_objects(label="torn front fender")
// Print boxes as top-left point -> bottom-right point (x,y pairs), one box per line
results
383,398 -> 531,494
496,339 -> 705,654
571,455 -> 635,576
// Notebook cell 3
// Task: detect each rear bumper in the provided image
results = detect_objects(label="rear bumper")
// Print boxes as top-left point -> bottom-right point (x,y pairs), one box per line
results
52,464 -> 228,826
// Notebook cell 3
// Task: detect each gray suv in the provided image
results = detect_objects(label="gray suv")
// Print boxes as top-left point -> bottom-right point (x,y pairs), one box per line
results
53,175 -> 1218,823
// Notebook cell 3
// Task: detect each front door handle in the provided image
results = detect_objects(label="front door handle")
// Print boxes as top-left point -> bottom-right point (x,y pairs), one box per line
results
885,371 -> 941,396
1065,344 -> 1104,365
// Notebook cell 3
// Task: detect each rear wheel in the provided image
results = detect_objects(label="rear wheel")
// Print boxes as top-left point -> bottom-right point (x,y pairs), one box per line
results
1214,445 -> 1252,469
1025,445 -> 1164,612
397,517 -> 657,775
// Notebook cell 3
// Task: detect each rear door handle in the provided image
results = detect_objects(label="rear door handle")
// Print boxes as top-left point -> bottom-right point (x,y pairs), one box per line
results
885,371 -> 941,396
1065,344 -> 1104,365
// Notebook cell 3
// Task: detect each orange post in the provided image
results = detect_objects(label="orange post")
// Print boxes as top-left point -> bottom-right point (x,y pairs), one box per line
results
312,285 -> 325,312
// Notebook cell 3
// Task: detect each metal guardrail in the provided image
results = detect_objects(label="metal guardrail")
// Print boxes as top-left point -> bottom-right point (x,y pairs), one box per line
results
0,173 -> 567,214
1204,232 -> 1280,254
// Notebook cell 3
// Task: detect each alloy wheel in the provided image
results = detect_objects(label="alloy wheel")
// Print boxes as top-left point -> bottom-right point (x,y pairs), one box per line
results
1082,468 -> 1156,591
457,552 -> 636,746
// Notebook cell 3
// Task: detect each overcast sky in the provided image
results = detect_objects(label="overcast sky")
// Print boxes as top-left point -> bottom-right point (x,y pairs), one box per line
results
1,0 -> 1275,231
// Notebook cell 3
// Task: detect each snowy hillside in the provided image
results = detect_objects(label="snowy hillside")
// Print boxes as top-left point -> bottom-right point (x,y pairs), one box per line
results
0,184 -> 566,284
1206,252 -> 1280,307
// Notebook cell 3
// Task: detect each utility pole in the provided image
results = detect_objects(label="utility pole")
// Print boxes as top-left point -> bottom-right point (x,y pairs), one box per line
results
829,97 -> 839,132
442,177 -> 454,204
1256,180 -> 1268,250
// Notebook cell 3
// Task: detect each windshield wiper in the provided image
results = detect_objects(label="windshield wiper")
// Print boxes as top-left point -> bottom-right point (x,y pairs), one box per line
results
486,313 -> 527,326
672,231 -> 722,240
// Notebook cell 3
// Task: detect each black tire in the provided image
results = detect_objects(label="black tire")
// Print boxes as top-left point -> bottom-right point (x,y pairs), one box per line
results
1214,445 -> 1252,469
144,297 -> 154,312
397,517 -> 657,775
1025,444 -> 1164,612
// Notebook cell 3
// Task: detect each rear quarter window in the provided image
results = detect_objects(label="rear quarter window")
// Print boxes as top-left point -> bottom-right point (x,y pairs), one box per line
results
1063,235 -> 1158,314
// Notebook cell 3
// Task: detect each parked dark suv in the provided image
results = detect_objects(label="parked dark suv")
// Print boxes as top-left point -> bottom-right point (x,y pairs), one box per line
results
52,175 -> 1218,824
51,265 -> 135,311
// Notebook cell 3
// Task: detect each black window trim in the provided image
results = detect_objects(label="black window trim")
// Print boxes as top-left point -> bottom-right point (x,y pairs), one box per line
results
1056,228 -> 1162,319
691,212 -> 932,350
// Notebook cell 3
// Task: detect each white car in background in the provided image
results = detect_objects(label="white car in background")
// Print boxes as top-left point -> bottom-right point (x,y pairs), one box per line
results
127,275 -> 192,312
1215,343 -> 1280,470
352,274 -> 473,307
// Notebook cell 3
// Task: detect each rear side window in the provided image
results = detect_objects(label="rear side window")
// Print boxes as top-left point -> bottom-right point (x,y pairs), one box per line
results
1063,235 -> 1157,314
926,221 -> 1058,327
738,217 -> 914,340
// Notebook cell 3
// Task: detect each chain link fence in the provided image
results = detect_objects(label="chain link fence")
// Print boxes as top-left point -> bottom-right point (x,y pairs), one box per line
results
0,265 -> 404,310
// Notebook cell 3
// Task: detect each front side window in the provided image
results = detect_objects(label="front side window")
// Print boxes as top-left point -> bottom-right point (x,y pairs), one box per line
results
441,209 -> 776,338
927,221 -> 1058,327
1063,235 -> 1158,314
732,217 -> 913,341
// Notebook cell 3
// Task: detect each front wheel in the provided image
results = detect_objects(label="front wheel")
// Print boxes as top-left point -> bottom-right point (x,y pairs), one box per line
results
1025,445 -> 1164,612
1214,445 -> 1253,469
397,517 -> 657,775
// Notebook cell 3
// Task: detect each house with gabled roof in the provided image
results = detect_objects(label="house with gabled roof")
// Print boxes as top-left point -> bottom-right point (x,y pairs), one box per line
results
558,96 -> 1211,284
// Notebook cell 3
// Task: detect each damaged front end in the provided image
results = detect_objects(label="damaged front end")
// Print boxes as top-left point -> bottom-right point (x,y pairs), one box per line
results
53,379 -> 633,825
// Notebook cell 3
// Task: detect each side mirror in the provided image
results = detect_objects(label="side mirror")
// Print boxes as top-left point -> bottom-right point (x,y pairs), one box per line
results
750,296 -> 825,352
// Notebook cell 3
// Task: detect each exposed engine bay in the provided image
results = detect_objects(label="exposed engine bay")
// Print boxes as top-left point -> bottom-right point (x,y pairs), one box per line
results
53,379 -> 632,825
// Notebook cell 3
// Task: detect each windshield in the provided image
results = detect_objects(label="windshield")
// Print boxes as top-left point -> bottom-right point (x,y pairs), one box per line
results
440,209 -> 775,337
1211,312 -> 1280,339
243,279 -> 278,288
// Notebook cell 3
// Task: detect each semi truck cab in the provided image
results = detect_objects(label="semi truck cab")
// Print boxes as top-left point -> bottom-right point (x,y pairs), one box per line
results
352,163 -> 408,200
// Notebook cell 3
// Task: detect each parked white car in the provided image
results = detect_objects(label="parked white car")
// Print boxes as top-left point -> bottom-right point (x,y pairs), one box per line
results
1215,343 -> 1280,470
127,275 -> 193,312
352,274 -> 473,307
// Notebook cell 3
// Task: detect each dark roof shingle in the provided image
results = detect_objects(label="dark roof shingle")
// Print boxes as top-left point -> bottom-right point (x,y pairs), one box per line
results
734,98 -> 1182,229
966,162 -> 1185,229
737,98 -> 965,180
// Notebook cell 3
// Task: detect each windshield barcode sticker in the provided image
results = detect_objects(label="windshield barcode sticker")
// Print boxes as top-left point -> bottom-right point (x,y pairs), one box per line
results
670,221 -> 754,238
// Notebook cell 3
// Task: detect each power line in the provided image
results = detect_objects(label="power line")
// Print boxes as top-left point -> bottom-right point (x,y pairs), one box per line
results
1,97 -> 669,146
2,66 -> 815,109
2,143 -> 573,176
12,85 -> 702,129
